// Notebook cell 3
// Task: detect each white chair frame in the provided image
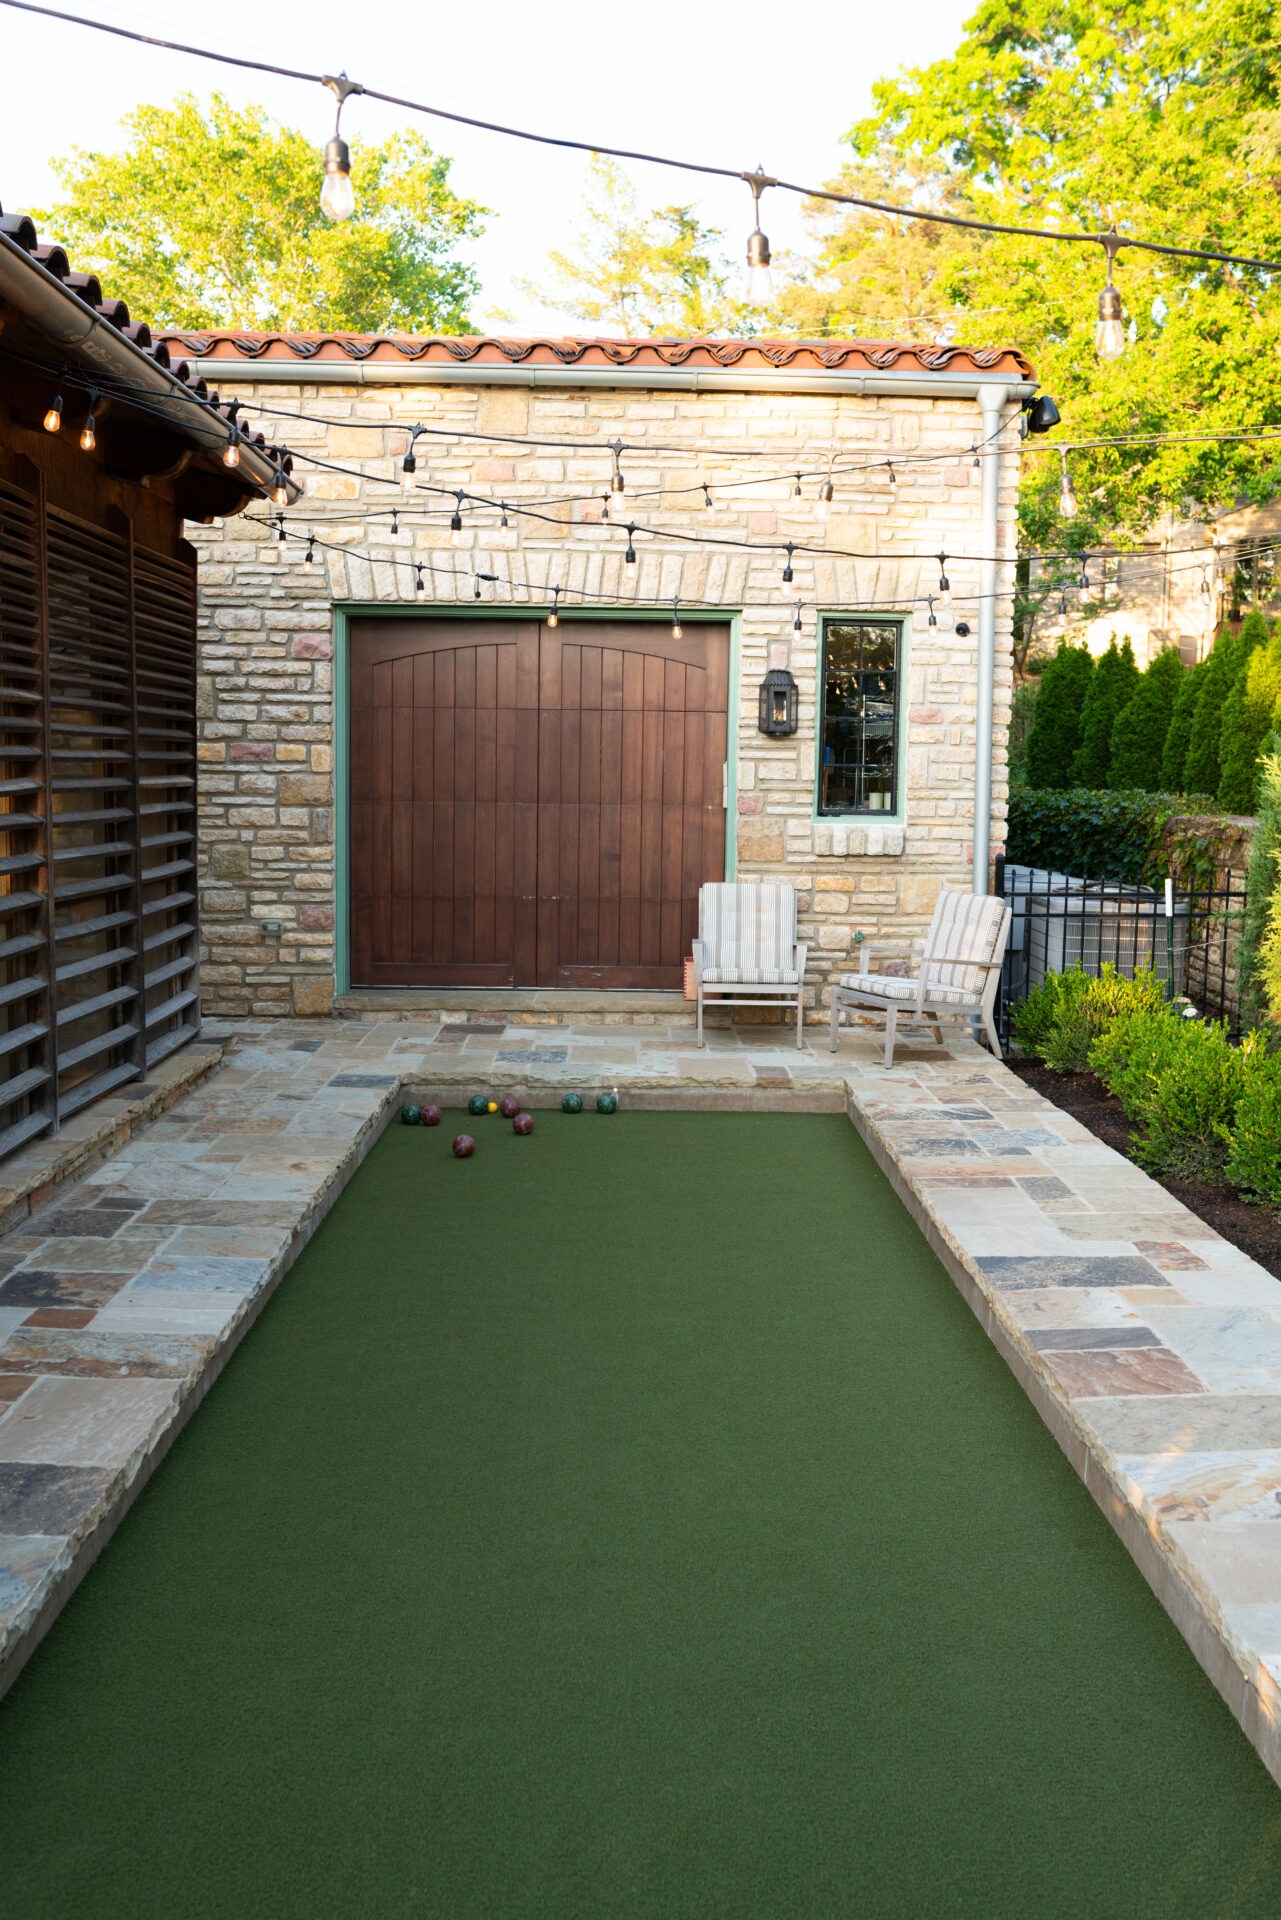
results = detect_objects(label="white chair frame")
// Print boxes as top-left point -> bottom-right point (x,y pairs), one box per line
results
693,882 -> 809,1049
828,891 -> 1012,1068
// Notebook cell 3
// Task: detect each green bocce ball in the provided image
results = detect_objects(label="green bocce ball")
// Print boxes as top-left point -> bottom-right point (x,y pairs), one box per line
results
561,1093 -> 583,1114
467,1093 -> 489,1117
596,1092 -> 619,1115
400,1104 -> 421,1126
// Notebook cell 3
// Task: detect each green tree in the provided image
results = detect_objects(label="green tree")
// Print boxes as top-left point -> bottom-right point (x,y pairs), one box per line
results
1071,638 -> 1139,787
1160,657 -> 1208,791
845,3 -> 1281,549
36,93 -> 485,332
525,155 -> 742,337
1219,611 -> 1281,812
1185,627 -> 1249,798
1108,648 -> 1184,791
1024,642 -> 1094,790
1237,749 -> 1281,1024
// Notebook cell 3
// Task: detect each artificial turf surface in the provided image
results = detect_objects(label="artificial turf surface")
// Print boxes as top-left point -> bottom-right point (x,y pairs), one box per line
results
3,1110 -> 1281,1918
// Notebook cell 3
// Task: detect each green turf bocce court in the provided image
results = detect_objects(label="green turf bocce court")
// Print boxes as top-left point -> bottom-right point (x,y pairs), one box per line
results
4,1107 -> 1281,1917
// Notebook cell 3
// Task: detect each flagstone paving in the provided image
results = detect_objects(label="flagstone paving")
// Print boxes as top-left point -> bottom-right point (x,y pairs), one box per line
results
4,1014 -> 1281,1787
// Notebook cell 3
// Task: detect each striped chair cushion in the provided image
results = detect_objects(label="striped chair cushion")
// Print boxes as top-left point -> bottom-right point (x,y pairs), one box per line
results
837,972 -> 976,1008
703,965 -> 801,986
925,889 -> 1008,995
699,882 -> 797,977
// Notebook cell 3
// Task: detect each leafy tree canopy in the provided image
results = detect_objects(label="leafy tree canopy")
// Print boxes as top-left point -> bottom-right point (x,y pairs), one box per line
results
524,156 -> 748,337
840,3 -> 1281,550
36,94 -> 486,333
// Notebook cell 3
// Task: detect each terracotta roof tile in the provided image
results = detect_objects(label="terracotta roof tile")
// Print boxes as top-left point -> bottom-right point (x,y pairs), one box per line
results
157,329 -> 1035,379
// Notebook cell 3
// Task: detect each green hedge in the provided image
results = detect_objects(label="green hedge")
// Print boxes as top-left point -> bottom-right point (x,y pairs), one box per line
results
1005,787 -> 1214,885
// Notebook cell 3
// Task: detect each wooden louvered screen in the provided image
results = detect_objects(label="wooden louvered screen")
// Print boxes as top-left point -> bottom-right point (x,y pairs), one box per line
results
0,477 -> 199,1152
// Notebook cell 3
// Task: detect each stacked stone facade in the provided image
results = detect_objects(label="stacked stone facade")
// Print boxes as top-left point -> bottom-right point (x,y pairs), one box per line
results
182,368 -> 1022,1018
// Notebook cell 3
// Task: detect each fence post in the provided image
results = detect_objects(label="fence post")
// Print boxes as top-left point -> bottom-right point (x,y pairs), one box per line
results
994,853 -> 1006,900
1164,875 -> 1175,999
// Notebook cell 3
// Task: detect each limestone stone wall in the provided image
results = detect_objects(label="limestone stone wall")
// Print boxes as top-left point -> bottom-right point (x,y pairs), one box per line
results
185,377 -> 1021,1017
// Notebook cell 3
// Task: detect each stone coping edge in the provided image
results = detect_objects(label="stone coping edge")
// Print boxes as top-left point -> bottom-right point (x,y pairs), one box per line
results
0,1041 -> 228,1246
843,1085 -> 1281,1793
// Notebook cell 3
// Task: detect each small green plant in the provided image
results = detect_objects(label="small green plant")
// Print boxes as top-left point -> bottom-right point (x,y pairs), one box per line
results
1090,1011 -> 1258,1181
1225,1046 -> 1281,1210
1013,964 -> 1164,1073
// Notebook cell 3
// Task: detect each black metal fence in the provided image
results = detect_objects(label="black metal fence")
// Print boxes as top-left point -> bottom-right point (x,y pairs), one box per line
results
994,857 -> 1249,1045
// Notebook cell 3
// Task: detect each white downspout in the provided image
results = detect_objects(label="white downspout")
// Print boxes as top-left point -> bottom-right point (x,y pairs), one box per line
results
973,383 -> 1009,893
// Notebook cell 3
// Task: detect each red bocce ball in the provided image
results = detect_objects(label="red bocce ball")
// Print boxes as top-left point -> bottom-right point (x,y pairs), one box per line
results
512,1112 -> 534,1135
420,1104 -> 442,1126
498,1096 -> 521,1119
452,1134 -> 476,1158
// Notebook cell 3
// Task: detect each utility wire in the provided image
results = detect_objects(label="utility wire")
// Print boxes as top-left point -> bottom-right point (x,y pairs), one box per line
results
7,0 -> 1281,275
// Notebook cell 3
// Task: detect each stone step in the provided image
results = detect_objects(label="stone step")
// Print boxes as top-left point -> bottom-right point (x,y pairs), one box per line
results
334,987 -> 698,1027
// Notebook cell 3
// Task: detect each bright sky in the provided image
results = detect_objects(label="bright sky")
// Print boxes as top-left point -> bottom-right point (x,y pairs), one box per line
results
0,0 -> 973,334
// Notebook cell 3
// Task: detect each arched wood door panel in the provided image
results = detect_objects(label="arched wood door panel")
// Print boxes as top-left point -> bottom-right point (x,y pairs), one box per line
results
349,618 -> 728,989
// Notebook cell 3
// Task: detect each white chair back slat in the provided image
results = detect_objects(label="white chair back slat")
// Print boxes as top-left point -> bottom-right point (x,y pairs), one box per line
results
699,883 -> 796,974
925,889 -> 1009,996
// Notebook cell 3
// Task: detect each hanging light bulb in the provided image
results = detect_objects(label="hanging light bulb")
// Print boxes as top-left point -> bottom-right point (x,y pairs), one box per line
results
623,523 -> 637,565
743,167 -> 775,305
886,461 -> 897,490
1078,558 -> 1091,604
610,440 -> 626,501
400,445 -> 417,494
1058,587 -> 1069,616
926,595 -> 938,628
389,509 -> 400,538
782,543 -> 795,585
1094,233 -> 1127,360
1200,569 -> 1211,601
937,554 -> 951,605
793,601 -> 803,635
1058,451 -> 1078,519
547,588 -> 560,628
450,493 -> 464,537
223,427 -> 241,470
816,475 -> 835,522
794,474 -> 803,497
303,535 -> 316,573
78,393 -> 99,453
671,598 -> 683,641
499,502 -> 510,530
319,73 -> 359,220
274,516 -> 287,560
270,466 -> 289,508
702,483 -> 714,511
601,495 -> 611,524
474,575 -> 483,600
414,564 -> 426,600
972,447 -> 982,470
43,393 -> 63,434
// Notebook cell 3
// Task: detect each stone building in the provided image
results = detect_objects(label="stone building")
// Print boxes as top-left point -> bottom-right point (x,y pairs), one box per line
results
157,331 -> 1037,1021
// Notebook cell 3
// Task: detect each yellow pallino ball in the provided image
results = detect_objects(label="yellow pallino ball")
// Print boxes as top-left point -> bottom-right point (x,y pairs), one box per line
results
486,1101 -> 498,1114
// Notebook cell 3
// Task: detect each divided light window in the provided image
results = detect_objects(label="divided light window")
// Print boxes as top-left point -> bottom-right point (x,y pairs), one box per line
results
818,616 -> 904,816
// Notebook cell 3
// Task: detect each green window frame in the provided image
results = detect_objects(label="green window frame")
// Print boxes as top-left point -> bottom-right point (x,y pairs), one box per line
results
816,615 -> 906,818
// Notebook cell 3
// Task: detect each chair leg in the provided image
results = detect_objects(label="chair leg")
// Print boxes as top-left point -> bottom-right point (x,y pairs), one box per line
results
829,993 -> 840,1053
883,1007 -> 898,1069
697,986 -> 704,1048
929,1016 -> 945,1046
796,991 -> 804,1050
984,1006 -> 1002,1059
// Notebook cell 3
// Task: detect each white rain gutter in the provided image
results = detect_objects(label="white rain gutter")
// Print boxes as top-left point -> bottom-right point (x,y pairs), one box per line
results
180,356 -> 1038,405
974,382 -> 1015,893
0,230 -> 283,498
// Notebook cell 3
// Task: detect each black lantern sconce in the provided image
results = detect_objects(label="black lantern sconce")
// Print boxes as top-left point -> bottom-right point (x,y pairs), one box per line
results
758,668 -> 799,736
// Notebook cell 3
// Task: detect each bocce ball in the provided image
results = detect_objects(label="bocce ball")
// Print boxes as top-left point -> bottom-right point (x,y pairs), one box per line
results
596,1092 -> 619,1115
512,1112 -> 534,1135
452,1134 -> 476,1158
498,1096 -> 521,1119
561,1093 -> 583,1114
486,1101 -> 499,1114
399,1104 -> 421,1126
420,1104 -> 441,1127
467,1093 -> 488,1117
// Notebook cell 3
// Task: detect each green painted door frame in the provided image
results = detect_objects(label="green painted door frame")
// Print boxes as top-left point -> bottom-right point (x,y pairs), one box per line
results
331,605 -> 741,996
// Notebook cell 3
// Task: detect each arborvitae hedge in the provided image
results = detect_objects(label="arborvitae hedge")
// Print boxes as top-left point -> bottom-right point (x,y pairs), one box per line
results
1071,637 -> 1138,787
1184,625 -> 1246,796
1024,641 -> 1094,789
1108,646 -> 1184,791
1160,657 -> 1207,790
1218,611 -> 1281,812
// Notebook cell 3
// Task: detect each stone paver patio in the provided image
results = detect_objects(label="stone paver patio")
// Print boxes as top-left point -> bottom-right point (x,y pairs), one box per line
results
4,1014 -> 1281,1787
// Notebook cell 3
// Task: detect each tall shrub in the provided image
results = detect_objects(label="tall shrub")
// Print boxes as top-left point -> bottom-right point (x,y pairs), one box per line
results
1071,638 -> 1138,787
1024,641 -> 1095,790
1219,612 -> 1281,812
1107,647 -> 1184,791
1185,625 -> 1246,797
1236,748 -> 1281,1026
1160,657 -> 1207,791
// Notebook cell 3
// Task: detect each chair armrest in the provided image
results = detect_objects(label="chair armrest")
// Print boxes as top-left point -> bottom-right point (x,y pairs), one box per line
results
692,939 -> 708,984
855,941 -> 923,975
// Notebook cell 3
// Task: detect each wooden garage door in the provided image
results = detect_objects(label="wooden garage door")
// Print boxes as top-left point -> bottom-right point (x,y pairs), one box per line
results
349,617 -> 729,989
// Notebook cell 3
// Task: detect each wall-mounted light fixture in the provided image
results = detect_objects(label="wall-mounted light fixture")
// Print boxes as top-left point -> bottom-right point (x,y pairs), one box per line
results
758,669 -> 799,737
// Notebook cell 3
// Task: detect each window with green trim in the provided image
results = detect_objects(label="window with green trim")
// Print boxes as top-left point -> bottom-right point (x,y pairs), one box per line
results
817,617 -> 903,816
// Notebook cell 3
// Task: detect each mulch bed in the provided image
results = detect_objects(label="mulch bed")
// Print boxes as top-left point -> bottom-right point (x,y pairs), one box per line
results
1009,1056 -> 1281,1282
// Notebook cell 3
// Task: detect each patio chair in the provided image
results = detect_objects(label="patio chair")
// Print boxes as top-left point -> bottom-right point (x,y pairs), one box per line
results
828,887 -> 1012,1069
694,882 -> 808,1049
